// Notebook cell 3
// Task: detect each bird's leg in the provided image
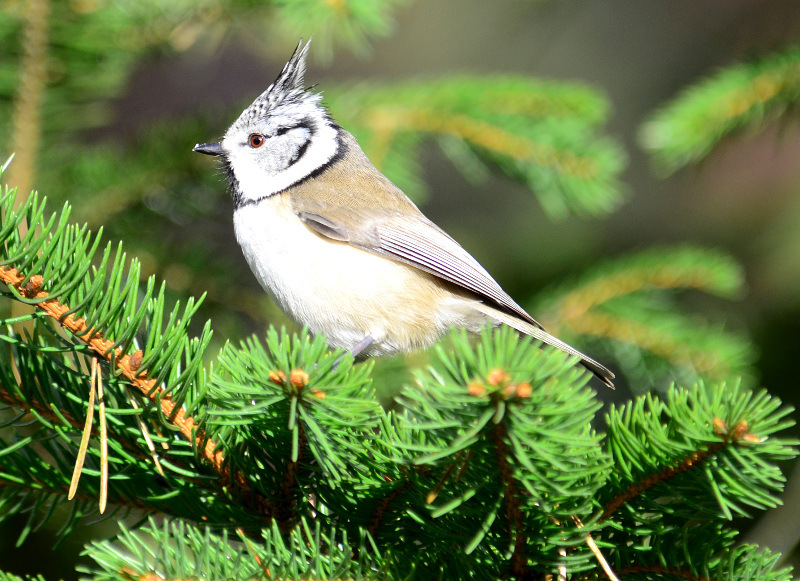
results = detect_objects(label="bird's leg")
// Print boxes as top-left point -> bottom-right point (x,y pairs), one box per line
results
332,335 -> 375,369
349,335 -> 376,358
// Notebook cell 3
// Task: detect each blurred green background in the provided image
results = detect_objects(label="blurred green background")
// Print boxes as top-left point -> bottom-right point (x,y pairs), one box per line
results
2,0 -> 800,577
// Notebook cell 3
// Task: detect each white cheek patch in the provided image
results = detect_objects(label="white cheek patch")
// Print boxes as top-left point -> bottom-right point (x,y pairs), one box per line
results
225,121 -> 339,203
227,149 -> 271,201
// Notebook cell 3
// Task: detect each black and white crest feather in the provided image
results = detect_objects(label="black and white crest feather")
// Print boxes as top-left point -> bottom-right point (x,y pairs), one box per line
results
239,40 -> 318,127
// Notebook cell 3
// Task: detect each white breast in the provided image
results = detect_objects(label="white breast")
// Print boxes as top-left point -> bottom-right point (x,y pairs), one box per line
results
233,196 -> 484,355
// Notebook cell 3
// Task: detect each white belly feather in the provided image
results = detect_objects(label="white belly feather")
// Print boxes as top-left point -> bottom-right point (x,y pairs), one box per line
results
234,196 -> 488,355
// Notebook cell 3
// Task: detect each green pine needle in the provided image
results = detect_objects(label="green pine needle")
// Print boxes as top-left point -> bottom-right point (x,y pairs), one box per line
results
80,517 -> 381,581
0,157 -> 795,580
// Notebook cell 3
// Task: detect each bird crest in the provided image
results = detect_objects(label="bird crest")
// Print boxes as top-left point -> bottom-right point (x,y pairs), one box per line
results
240,39 -> 318,125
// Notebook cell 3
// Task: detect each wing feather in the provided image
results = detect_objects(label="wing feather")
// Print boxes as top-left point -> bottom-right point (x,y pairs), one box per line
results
374,220 -> 542,328
298,204 -> 541,328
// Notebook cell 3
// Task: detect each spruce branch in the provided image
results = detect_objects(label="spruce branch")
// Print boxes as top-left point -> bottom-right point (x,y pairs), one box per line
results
591,386 -> 796,581
605,526 -> 793,581
80,516 -> 383,581
601,383 -> 796,524
0,264 -> 227,482
205,328 -> 381,530
0,176 -> 794,580
0,286 -> 253,524
366,468 -> 415,539
600,424 -> 729,521
0,187 -> 283,528
325,78 -> 626,218
389,326 -> 610,577
641,45 -> 800,173
534,246 -> 754,389
489,416 -> 527,577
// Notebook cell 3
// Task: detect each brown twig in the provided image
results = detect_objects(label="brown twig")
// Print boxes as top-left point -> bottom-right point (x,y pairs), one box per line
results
601,419 -> 751,521
277,413 -> 307,531
367,470 -> 416,538
490,418 -> 527,579
601,441 -> 726,521
426,458 -> 459,505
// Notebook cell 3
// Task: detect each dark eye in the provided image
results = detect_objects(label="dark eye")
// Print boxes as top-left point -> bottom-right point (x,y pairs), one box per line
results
249,134 -> 265,148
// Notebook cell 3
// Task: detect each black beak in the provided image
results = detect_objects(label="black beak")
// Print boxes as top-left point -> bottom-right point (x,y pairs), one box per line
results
193,142 -> 225,156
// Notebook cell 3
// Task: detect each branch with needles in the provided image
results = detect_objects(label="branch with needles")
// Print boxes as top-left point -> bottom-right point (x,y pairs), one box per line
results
0,264 -> 260,513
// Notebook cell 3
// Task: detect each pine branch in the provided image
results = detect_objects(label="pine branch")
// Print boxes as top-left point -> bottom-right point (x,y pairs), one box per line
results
81,517 -> 383,581
589,386 -> 796,581
603,525 -> 793,581
0,176 -> 795,580
390,327 -> 609,577
325,78 -> 626,218
601,383 -> 796,524
205,328 -> 381,531
534,246 -> 754,389
0,188 -> 288,532
366,468 -> 415,539
489,417 -> 527,577
641,45 -> 800,173
600,422 -> 731,521
0,264 -> 239,486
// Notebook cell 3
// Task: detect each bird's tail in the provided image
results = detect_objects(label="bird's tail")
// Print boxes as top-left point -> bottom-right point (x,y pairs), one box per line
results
475,304 -> 615,389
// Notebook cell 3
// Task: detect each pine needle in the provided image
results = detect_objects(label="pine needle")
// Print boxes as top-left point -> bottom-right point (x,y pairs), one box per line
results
573,516 -> 620,581
69,355 -> 97,500
98,358 -> 108,513
126,386 -> 166,478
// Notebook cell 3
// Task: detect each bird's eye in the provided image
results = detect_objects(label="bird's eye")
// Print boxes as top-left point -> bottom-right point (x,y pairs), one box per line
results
249,134 -> 265,148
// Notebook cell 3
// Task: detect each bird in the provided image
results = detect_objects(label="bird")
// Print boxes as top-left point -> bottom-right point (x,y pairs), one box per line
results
193,40 -> 614,388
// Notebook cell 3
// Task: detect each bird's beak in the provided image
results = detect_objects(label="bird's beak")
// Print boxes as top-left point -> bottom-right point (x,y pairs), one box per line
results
193,142 -> 225,156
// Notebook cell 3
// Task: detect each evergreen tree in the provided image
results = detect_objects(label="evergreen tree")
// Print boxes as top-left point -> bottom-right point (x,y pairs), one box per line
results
0,1 -> 798,579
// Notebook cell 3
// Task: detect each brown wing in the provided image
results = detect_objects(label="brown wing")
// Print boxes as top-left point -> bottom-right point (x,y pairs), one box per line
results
295,200 -> 543,329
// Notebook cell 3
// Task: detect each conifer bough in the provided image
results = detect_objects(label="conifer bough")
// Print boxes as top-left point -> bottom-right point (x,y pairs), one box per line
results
0,182 -> 796,580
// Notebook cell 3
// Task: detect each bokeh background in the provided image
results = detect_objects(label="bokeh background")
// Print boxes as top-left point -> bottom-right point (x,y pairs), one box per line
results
2,0 -> 800,577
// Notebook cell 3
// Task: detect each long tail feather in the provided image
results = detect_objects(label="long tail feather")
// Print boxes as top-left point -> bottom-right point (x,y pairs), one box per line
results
475,304 -> 615,389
